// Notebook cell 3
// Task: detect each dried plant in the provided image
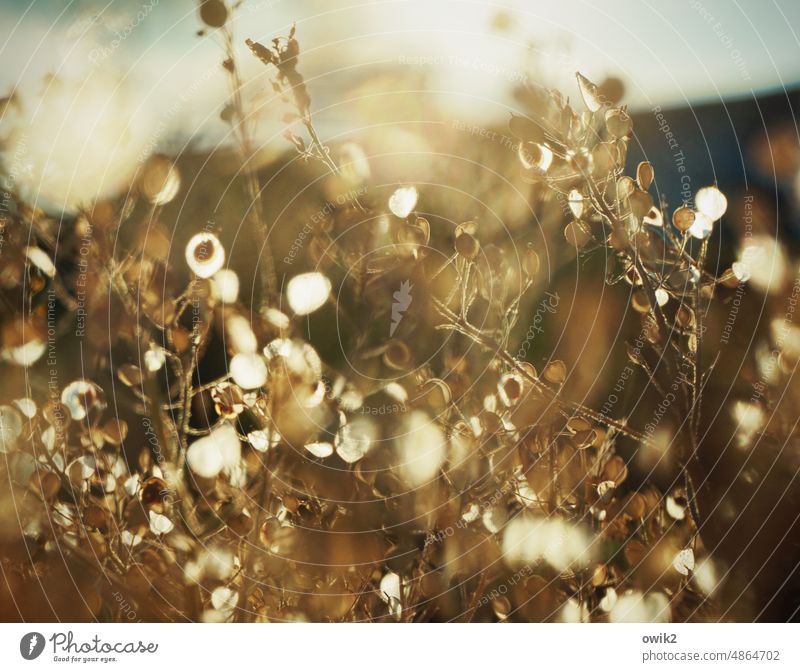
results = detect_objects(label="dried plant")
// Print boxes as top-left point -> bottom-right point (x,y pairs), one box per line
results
0,6 -> 796,624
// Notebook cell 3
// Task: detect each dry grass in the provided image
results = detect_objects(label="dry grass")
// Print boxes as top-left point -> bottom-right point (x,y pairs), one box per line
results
1,5 -> 799,623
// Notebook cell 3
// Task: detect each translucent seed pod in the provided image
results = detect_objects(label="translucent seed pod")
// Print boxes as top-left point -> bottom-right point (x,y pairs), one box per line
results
185,232 -> 225,279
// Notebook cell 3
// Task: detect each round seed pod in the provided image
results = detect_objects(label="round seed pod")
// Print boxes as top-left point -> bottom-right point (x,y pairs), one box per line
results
564,221 -> 591,248
591,141 -> 618,176
397,218 -> 429,248
200,0 -> 228,28
419,378 -> 452,411
601,455 -> 628,485
519,361 -> 539,382
140,476 -> 170,513
629,189 -> 654,220
480,411 -> 503,434
676,305 -> 695,328
138,155 -> 180,205
84,505 -> 109,530
672,206 -> 696,232
518,141 -> 547,170
543,360 -> 566,385
591,563 -> 610,587
498,373 -> 524,406
605,107 -> 632,138
383,340 -> 412,370
608,227 -> 629,251
616,175 -> 635,201
455,227 -> 480,260
567,416 -> 591,433
34,471 -> 62,500
125,564 -> 152,595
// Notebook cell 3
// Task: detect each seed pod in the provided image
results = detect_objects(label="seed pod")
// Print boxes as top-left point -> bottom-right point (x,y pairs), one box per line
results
498,373 -> 524,406
597,480 -> 615,499
419,378 -> 452,410
591,141 -> 618,176
605,107 -> 632,137
720,268 -> 740,288
185,232 -> 225,278
200,0 -> 228,28
622,263 -> 643,287
573,429 -> 595,449
623,539 -> 647,567
228,510 -> 253,537
383,339 -> 412,370
139,155 -> 180,205
564,221 -> 591,249
631,290 -> 651,314
591,564 -> 610,587
567,416 -> 592,432
33,471 -> 61,500
492,595 -> 512,620
140,476 -> 170,513
543,360 -> 566,385
643,206 -> 664,227
480,411 -> 503,434
42,401 -> 68,427
636,161 -> 654,190
398,219 -> 429,249
568,189 -> 584,218
455,227 -> 480,260
101,419 -> 128,445
576,72 -> 602,112
388,186 -> 418,218
518,141 -> 543,170
642,315 -> 660,345
616,175 -> 635,201
568,148 -> 590,174
695,185 -> 728,221
598,76 -> 625,105
354,456 -> 378,487
672,206 -> 696,232
414,216 -> 430,242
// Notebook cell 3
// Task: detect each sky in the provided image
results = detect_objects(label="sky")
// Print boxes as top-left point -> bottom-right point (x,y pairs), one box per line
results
3,1 -> 799,99
1,0 -> 799,206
